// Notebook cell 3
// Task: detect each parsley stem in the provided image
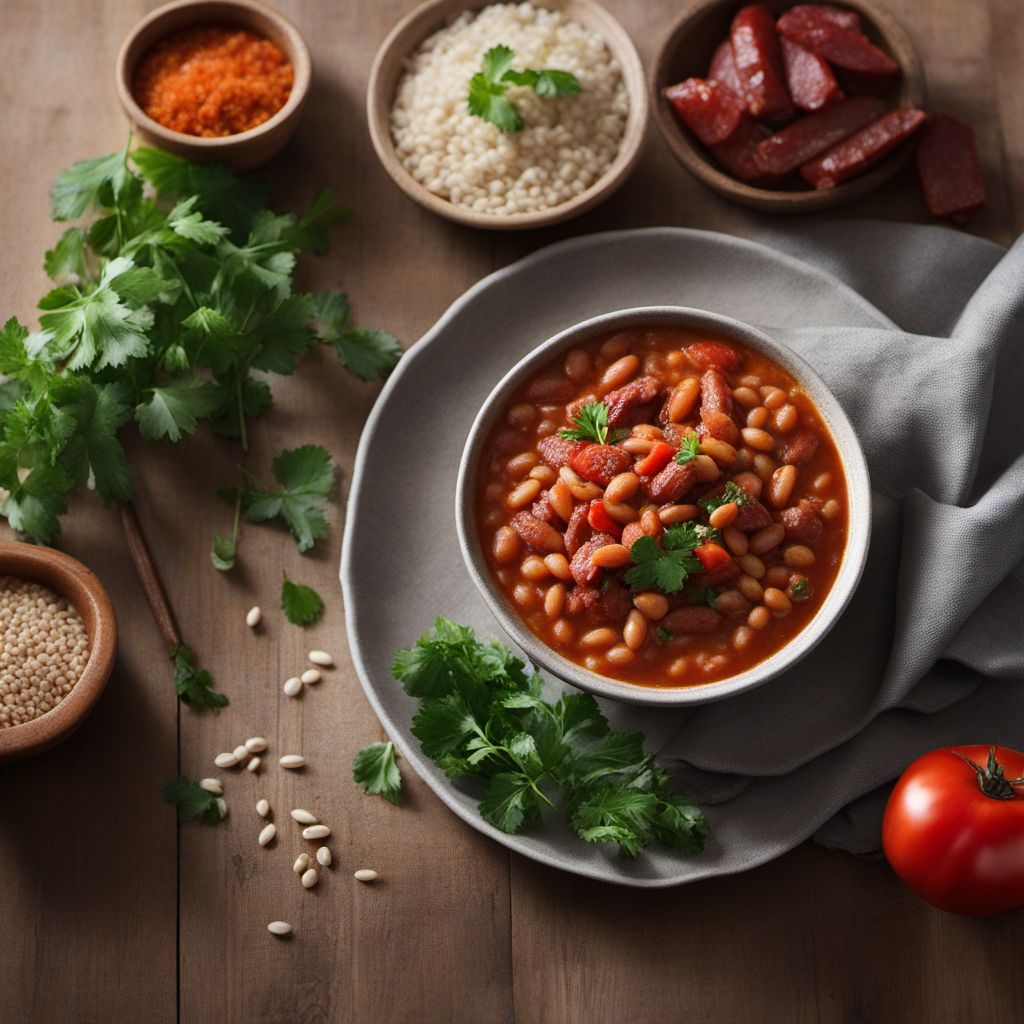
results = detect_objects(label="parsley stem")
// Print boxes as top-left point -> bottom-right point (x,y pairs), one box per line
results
236,374 -> 249,453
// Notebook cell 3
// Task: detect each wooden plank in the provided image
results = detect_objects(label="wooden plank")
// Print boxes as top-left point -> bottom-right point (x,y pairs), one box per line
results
0,3 -> 178,1023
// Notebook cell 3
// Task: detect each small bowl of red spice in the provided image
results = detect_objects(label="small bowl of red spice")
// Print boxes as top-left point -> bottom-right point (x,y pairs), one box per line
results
116,0 -> 311,171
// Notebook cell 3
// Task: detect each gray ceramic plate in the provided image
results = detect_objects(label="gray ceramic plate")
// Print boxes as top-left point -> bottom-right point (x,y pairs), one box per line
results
341,228 -> 892,887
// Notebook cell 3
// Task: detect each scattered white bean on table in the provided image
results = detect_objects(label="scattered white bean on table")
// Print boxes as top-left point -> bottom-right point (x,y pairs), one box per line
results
199,778 -> 223,795
279,755 -> 305,770
267,921 -> 292,937
245,606 -> 262,628
308,650 -> 333,667
258,823 -> 276,847
302,825 -> 330,840
316,847 -> 332,867
245,736 -> 267,753
354,869 -> 378,883
290,809 -> 317,825
256,799 -> 270,818
283,677 -> 302,698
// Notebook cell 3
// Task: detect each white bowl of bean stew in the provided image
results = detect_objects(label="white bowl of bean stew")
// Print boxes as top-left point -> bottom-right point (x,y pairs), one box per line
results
456,306 -> 870,706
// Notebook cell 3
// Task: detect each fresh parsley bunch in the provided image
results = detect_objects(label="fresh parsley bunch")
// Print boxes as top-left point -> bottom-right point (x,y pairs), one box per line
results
0,140 -> 401,546
468,44 -> 581,133
381,618 -> 708,857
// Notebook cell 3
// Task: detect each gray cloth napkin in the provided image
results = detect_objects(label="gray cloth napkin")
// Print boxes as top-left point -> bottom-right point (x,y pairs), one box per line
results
618,221 -> 1024,867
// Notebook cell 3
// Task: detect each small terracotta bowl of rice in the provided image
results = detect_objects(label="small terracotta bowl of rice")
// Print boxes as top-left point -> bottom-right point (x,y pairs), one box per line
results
368,0 -> 648,229
0,543 -> 117,764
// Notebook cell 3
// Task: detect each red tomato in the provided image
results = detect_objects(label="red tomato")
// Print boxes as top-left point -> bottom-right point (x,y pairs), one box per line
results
693,541 -> 730,571
587,500 -> 621,536
882,745 -> 1024,917
634,442 -> 675,477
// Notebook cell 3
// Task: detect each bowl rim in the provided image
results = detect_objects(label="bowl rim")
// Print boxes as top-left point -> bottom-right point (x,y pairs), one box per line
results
648,0 -> 926,213
115,0 -> 312,152
455,305 -> 872,707
365,0 -> 649,230
0,542 -> 117,761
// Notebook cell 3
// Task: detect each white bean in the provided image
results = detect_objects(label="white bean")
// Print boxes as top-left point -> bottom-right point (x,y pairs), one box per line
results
301,868 -> 319,889
316,846 -> 332,867
353,869 -> 378,883
233,745 -> 249,762
245,606 -> 262,628
256,799 -> 270,818
302,824 -> 330,840
245,736 -> 268,753
279,755 -> 305,770
283,677 -> 302,697
301,669 -> 321,685
293,853 -> 310,875
214,752 -> 239,769
290,809 -> 318,825
246,756 -> 262,773
258,823 -> 276,847
308,650 -> 333,667
267,921 -> 292,936
199,778 -> 223,795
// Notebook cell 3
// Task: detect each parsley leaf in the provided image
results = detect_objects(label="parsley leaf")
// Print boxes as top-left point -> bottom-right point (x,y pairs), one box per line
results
136,381 -> 221,442
790,577 -> 811,601
170,644 -> 228,711
655,626 -> 675,644
559,401 -> 610,445
50,141 -> 131,220
240,445 -> 335,552
700,481 -> 749,515
281,578 -> 324,627
353,741 -> 403,805
468,45 -> 582,133
311,291 -> 402,381
624,527 -> 703,594
161,776 -> 227,824
675,434 -> 701,464
372,619 -> 709,858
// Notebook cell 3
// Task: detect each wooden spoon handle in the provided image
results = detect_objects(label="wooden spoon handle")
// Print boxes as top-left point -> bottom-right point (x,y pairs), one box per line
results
119,502 -> 180,650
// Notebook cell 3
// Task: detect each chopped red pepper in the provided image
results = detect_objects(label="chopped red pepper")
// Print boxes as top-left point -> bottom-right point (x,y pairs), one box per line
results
694,542 -> 731,572
634,442 -> 676,477
588,500 -> 622,536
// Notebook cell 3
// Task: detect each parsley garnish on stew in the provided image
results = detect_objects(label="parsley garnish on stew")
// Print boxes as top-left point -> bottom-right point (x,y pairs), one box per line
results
699,480 -> 749,515
790,578 -> 811,601
560,400 -> 612,445
468,45 -> 581,133
674,434 -> 701,465
624,522 -> 706,594
384,619 -> 708,857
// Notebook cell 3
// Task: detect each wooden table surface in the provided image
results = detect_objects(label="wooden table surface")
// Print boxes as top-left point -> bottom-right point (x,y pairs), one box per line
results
2,1 -> 1021,1022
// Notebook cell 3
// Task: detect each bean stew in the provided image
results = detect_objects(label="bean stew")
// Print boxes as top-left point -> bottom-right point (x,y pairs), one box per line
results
475,326 -> 848,688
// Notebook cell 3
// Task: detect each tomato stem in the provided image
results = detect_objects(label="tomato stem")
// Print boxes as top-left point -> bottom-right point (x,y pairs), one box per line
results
953,746 -> 1024,800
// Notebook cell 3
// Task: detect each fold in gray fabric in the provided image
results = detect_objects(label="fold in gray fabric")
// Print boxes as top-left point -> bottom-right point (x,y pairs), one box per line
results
625,224 -> 1024,858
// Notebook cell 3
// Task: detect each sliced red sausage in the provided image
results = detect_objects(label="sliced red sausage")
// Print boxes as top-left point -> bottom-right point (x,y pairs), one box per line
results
643,461 -> 698,504
780,36 -> 844,113
755,95 -> 884,176
538,434 -> 586,469
566,578 -> 632,621
733,498 -> 773,532
785,4 -> 861,32
916,114 -> 987,220
781,428 -> 820,465
663,77 -> 746,146
530,493 -> 560,525
700,369 -> 733,417
686,340 -> 740,373
510,512 -> 564,553
567,443 -> 634,486
569,532 -> 616,587
662,606 -> 723,635
563,503 -> 591,557
710,115 -> 773,182
800,109 -> 926,189
779,499 -> 824,543
692,558 -> 743,588
730,5 -> 795,123
708,38 -> 745,98
777,7 -> 899,92
604,376 -> 663,427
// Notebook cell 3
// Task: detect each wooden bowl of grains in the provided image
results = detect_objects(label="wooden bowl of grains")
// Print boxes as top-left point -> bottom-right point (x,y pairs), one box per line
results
0,543 -> 117,764
367,0 -> 648,229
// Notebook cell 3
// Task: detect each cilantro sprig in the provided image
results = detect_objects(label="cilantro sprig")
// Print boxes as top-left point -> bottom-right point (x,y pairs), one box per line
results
281,577 -> 324,627
623,522 -> 707,594
468,45 -> 581,133
675,434 -> 701,465
699,481 -> 749,515
0,144 -> 399,548
353,741 -> 403,805
559,401 -> 618,446
381,618 -> 708,857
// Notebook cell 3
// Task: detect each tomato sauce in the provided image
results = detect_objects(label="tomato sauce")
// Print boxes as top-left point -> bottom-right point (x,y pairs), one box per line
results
475,326 -> 848,688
